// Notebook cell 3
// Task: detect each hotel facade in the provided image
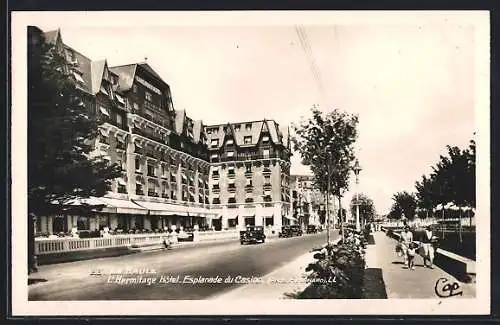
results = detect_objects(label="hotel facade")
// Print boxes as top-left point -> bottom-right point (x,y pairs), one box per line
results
30,27 -> 293,236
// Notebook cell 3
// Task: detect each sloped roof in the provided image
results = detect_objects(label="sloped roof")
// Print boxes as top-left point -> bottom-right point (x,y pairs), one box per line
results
192,120 -> 203,143
174,109 -> 186,135
43,29 -> 59,44
63,45 -> 93,94
109,62 -> 166,93
205,119 -> 285,149
109,64 -> 137,93
90,60 -> 107,94
138,62 -> 165,85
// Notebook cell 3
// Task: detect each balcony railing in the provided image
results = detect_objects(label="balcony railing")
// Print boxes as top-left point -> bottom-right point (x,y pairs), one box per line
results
228,172 -> 235,179
264,195 -> 272,202
228,185 -> 236,193
212,187 -> 220,194
136,189 -> 144,196
216,152 -> 288,163
244,170 -> 253,177
263,168 -> 272,175
245,184 -> 253,193
132,127 -> 167,146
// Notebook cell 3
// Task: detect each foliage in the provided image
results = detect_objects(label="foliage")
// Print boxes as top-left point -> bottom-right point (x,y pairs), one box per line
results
298,236 -> 366,299
390,191 -> 417,220
28,27 -> 122,217
414,140 -> 475,212
349,193 -> 376,225
292,107 -> 358,199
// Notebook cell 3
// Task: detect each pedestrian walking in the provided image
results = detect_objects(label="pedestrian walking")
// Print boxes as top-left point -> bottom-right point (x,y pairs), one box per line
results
399,226 -> 413,268
406,241 -> 420,270
421,225 -> 436,269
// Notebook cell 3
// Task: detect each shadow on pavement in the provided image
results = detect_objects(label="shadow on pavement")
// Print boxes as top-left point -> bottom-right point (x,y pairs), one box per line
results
28,278 -> 48,285
362,268 -> 387,299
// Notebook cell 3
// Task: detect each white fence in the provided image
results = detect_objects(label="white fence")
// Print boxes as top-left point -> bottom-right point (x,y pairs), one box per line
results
35,230 -> 242,255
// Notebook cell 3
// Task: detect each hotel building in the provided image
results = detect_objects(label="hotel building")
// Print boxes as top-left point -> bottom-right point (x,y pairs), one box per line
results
30,27 -> 293,236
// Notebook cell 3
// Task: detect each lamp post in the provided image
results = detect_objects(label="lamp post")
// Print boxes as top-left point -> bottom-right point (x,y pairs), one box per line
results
353,159 -> 362,232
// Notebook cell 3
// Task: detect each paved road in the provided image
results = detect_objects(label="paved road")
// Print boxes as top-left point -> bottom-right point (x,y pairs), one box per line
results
29,231 -> 338,300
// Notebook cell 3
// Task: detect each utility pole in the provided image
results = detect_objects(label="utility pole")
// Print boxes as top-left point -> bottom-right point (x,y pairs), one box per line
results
326,154 -> 332,245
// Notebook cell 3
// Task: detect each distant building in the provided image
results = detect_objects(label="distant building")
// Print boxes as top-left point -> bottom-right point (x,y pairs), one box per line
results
205,121 -> 293,232
290,175 -> 323,227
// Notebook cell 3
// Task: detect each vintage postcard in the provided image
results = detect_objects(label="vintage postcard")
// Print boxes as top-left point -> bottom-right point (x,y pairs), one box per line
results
10,10 -> 490,316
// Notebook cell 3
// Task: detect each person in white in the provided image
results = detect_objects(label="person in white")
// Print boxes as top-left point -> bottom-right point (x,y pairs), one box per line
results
399,226 -> 413,268
421,225 -> 436,269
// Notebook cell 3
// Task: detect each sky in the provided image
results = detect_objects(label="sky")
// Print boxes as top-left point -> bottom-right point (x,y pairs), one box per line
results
24,12 -> 482,215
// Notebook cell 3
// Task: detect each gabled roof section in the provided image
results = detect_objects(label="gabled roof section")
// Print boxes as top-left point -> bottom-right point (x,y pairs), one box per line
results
174,109 -> 186,135
109,64 -> 137,93
138,62 -> 165,85
90,60 -> 107,95
43,29 -> 60,45
192,120 -> 203,143
63,45 -> 93,94
110,62 -> 167,94
205,119 -> 285,148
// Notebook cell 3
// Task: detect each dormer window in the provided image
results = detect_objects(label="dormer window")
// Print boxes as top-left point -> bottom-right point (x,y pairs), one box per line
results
206,129 -> 212,134
227,151 -> 235,157
226,139 -> 234,145
211,139 -> 219,147
72,71 -> 85,84
245,123 -> 252,131
133,84 -> 138,93
262,136 -> 270,143
244,136 -> 252,144
234,125 -> 241,131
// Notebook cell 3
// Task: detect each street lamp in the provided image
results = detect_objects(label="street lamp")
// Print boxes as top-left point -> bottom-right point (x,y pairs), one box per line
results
353,159 -> 362,232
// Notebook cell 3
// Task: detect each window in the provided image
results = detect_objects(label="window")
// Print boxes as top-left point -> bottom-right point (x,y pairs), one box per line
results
133,103 -> 139,111
116,158 -> 123,170
116,114 -> 123,126
244,136 -> 252,144
211,153 -> 219,159
262,135 -> 270,143
263,149 -> 270,158
227,151 -> 235,157
234,125 -> 241,131
213,128 -> 218,135
135,157 -> 141,171
246,178 -> 253,187
206,129 -> 212,134
145,91 -> 153,102
211,139 -> 219,147
147,164 -> 155,177
133,84 -> 138,93
245,123 -> 252,131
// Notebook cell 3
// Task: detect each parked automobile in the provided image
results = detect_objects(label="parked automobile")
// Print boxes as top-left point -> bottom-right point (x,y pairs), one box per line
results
290,225 -> 303,236
240,226 -> 266,244
279,225 -> 293,238
306,225 -> 318,234
177,231 -> 194,242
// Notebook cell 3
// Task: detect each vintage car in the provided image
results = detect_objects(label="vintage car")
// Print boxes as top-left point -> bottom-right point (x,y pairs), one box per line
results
278,225 -> 293,238
290,225 -> 303,236
240,226 -> 266,244
306,225 -> 318,234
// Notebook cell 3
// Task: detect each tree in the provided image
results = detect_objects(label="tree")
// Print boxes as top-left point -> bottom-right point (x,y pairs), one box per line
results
349,193 -> 376,226
414,138 -> 476,218
391,191 -> 417,221
292,107 -> 359,229
27,27 -> 121,272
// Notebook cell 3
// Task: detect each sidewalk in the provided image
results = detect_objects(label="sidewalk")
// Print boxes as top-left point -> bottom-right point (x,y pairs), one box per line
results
372,231 -> 476,299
